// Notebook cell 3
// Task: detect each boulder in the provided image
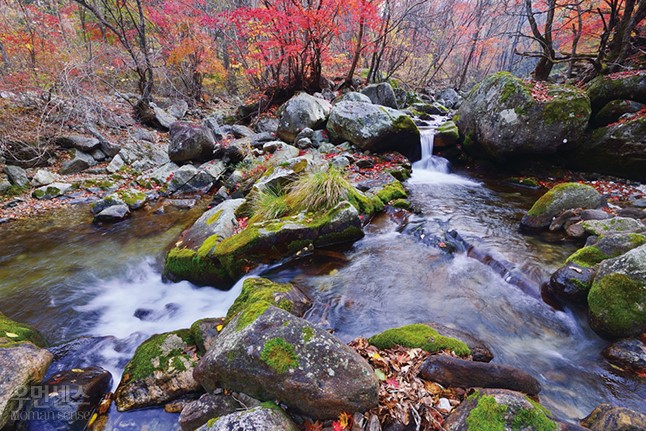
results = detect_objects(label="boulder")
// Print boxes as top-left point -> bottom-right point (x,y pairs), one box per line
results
32,183 -> 72,200
425,322 -> 493,362
148,102 -> 178,130
327,102 -> 421,161
59,149 -> 97,174
198,160 -> 226,183
436,88 -> 462,109
195,406 -> 299,431
591,99 -> 644,127
520,183 -> 603,230
0,312 -> 47,347
169,122 -> 217,163
117,188 -> 148,210
434,121 -> 459,148
30,169 -> 58,187
411,102 -> 449,116
55,136 -> 101,152
164,198 -> 245,287
443,389 -> 558,431
581,404 -> 646,431
581,217 -> 645,236
4,165 -> 29,187
91,194 -> 127,216
115,140 -> 171,172
361,83 -> 398,108
190,318 -> 225,355
419,356 -> 541,395
168,99 -> 189,119
456,72 -> 591,161
137,162 -> 179,188
587,70 -> 646,115
603,338 -> 646,375
179,393 -> 244,431
548,264 -> 596,303
254,117 -> 280,134
115,329 -> 202,411
167,165 -> 214,195
588,244 -> 646,338
93,204 -> 130,223
334,91 -> 372,104
221,125 -> 256,139
276,93 -> 332,142
568,116 -> 646,182
193,306 -> 379,419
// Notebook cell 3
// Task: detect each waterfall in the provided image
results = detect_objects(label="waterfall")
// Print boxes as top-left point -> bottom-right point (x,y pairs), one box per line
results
413,128 -> 450,173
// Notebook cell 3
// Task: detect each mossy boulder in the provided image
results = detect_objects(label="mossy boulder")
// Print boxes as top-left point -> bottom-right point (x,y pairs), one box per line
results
521,183 -> 603,230
115,329 -> 202,411
118,188 -> 147,210
444,389 -> 558,431
327,101 -> 421,162
32,182 -> 72,200
277,93 -> 332,143
581,217 -> 645,236
591,99 -> 644,127
587,244 -> 646,339
586,70 -> 646,115
568,116 -> 646,182
179,393 -> 245,431
196,406 -> 299,431
0,312 -> 46,347
368,323 -> 471,357
164,198 -> 245,288
190,318 -> 225,355
456,72 -> 591,161
548,263 -> 596,303
193,306 -> 379,420
568,233 -> 646,267
434,120 -> 459,148
581,404 -> 646,431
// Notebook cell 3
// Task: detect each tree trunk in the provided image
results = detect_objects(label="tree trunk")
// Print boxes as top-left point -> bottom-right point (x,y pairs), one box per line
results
533,55 -> 554,81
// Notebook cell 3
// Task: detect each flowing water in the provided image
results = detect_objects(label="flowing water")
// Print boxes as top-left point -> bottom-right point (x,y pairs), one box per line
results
0,128 -> 645,428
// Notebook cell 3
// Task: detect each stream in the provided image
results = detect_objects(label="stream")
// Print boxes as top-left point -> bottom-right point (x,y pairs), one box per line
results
0,128 -> 645,429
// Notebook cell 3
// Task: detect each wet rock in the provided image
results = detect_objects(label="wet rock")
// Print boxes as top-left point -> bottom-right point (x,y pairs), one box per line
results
361,83 -> 398,108
190,318 -> 225,355
169,198 -> 198,209
19,367 -> 112,431
580,209 -> 611,221
588,244 -> 646,338
277,93 -> 332,142
196,406 -> 299,431
425,322 -> 493,362
581,217 -> 645,236
179,393 -> 243,431
520,183 -> 603,230
5,165 -> 29,187
55,136 -> 101,152
59,150 -> 97,175
0,343 -> 53,429
444,389 -> 558,431
410,101 -> 449,116
0,312 -> 47,347
603,338 -> 646,375
434,121 -> 459,148
549,263 -> 596,303
334,91 -> 372,104
327,102 -> 421,162
169,122 -> 217,163
32,183 -> 72,200
93,204 -> 130,223
193,306 -> 379,419
115,329 -> 202,411
167,165 -> 214,195
568,233 -> 646,267
369,324 -> 471,357
456,72 -> 590,161
419,356 -> 541,395
581,404 -> 646,431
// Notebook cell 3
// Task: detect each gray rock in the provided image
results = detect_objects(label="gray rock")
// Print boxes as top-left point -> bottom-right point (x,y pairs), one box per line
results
318,143 -> 337,153
295,137 -> 313,149
119,140 -> 171,172
118,188 -> 148,210
0,179 -> 11,194
91,148 -> 107,161
196,406 -> 299,431
591,99 -> 644,127
410,102 -> 449,116
587,71 -> 646,115
167,165 -> 215,195
222,125 -> 256,139
276,93 -> 332,142
190,318 -> 224,355
603,338 -> 646,375
327,102 -> 421,161
4,165 -> 29,187
179,393 -> 243,431
168,99 -> 189,119
137,162 -> 179,188
330,155 -> 350,168
311,129 -> 329,145
269,143 -> 300,165
334,91 -> 372,105
150,102 -> 178,130
0,343 -> 53,429
581,404 -> 646,431
193,306 -> 379,419
32,182 -> 72,200
250,132 -> 276,147
199,160 -> 226,182
263,142 -> 279,153
581,217 -> 645,236
59,150 -> 97,175
617,207 -> 646,219
106,154 -> 125,173
436,88 -> 462,109
581,209 -> 611,221
91,194 -> 126,215
361,83 -> 398,108
254,117 -> 280,134
93,204 -> 130,223
55,136 -> 101,151
169,121 -> 217,163
419,355 -> 541,395
132,128 -> 156,143
295,127 -> 314,141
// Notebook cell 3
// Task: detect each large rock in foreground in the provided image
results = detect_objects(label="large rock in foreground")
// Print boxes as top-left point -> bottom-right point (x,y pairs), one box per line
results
196,406 -> 299,431
521,183 -> 603,230
277,93 -> 332,142
456,72 -> 590,161
327,101 -> 421,161
588,244 -> 646,339
193,306 -> 379,420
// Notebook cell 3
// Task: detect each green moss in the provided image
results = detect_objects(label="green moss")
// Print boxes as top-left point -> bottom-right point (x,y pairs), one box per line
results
225,278 -> 293,329
118,190 -> 146,207
348,188 -> 384,215
197,234 -> 221,257
391,199 -> 411,210
260,401 -> 282,411
628,234 -> 646,248
588,273 -> 646,337
260,337 -> 299,373
392,115 -> 420,136
206,417 -> 219,427
368,323 -> 470,357
527,182 -> 593,217
511,398 -> 557,431
302,326 -> 315,343
465,393 -> 507,431
164,247 -> 228,285
316,225 -> 364,247
376,181 -> 407,203
566,246 -> 609,267
4,184 -> 26,197
0,313 -> 46,347
436,121 -> 459,139
206,210 -> 223,226
543,87 -> 591,125
508,177 -> 540,187
32,189 -> 45,199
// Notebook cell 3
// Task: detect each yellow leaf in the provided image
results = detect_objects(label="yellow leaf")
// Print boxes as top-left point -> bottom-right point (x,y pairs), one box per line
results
338,412 -> 352,429
5,332 -> 19,338
216,324 -> 223,332
88,413 -> 98,427
72,369 -> 84,373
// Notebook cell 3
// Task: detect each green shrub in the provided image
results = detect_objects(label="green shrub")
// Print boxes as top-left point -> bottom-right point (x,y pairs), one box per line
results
287,167 -> 352,213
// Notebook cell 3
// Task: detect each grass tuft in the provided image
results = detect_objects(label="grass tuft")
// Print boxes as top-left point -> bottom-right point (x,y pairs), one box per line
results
287,167 -> 352,213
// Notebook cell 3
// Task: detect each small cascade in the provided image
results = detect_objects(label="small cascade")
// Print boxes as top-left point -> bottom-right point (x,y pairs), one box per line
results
413,128 -> 450,173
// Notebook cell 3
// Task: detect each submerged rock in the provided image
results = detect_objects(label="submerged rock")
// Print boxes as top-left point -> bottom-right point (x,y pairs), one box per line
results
195,406 -> 299,431
193,306 -> 379,420
581,404 -> 646,431
276,93 -> 332,143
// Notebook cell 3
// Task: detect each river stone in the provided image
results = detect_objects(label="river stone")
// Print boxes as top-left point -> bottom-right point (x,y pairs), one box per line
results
20,367 -> 112,431
335,91 -> 372,104
0,312 -> 47,347
0,343 -> 53,429
443,389 -> 558,431
196,406 -> 299,431
568,233 -> 646,267
32,182 -> 72,200
603,338 -> 646,375
167,165 -> 214,195
118,188 -> 148,210
179,393 -> 243,431
55,135 -> 101,152
31,169 -> 58,187
193,306 -> 379,419
164,198 -> 245,287
190,318 -> 225,355
93,204 -> 130,223
569,117 -> 646,182
169,121 -> 217,163
587,70 -> 646,115
456,72 -> 590,161
434,120 -> 459,148
277,93 -> 332,142
91,194 -> 126,215
581,217 -> 645,236
361,83 -> 398,108
115,329 -> 202,411
4,164 -> 29,187
548,263 -> 596,303
581,404 -> 646,431
425,322 -> 493,362
581,209 -> 611,221
419,356 -> 541,395
588,244 -> 646,339
521,183 -> 603,230
59,149 -> 97,175
327,101 -> 421,162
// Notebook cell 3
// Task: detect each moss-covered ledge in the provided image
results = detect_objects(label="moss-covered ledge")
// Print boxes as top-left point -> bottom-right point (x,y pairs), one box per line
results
0,313 -> 46,348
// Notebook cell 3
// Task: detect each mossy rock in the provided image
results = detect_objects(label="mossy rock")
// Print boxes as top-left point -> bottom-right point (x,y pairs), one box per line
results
566,233 -> 646,267
587,70 -> 646,115
118,188 -> 147,210
0,313 -> 46,348
581,217 -> 646,236
444,389 -> 557,431
591,99 -> 644,127
435,120 -> 459,148
368,323 -> 470,357
521,182 -> 603,230
198,405 -> 300,431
